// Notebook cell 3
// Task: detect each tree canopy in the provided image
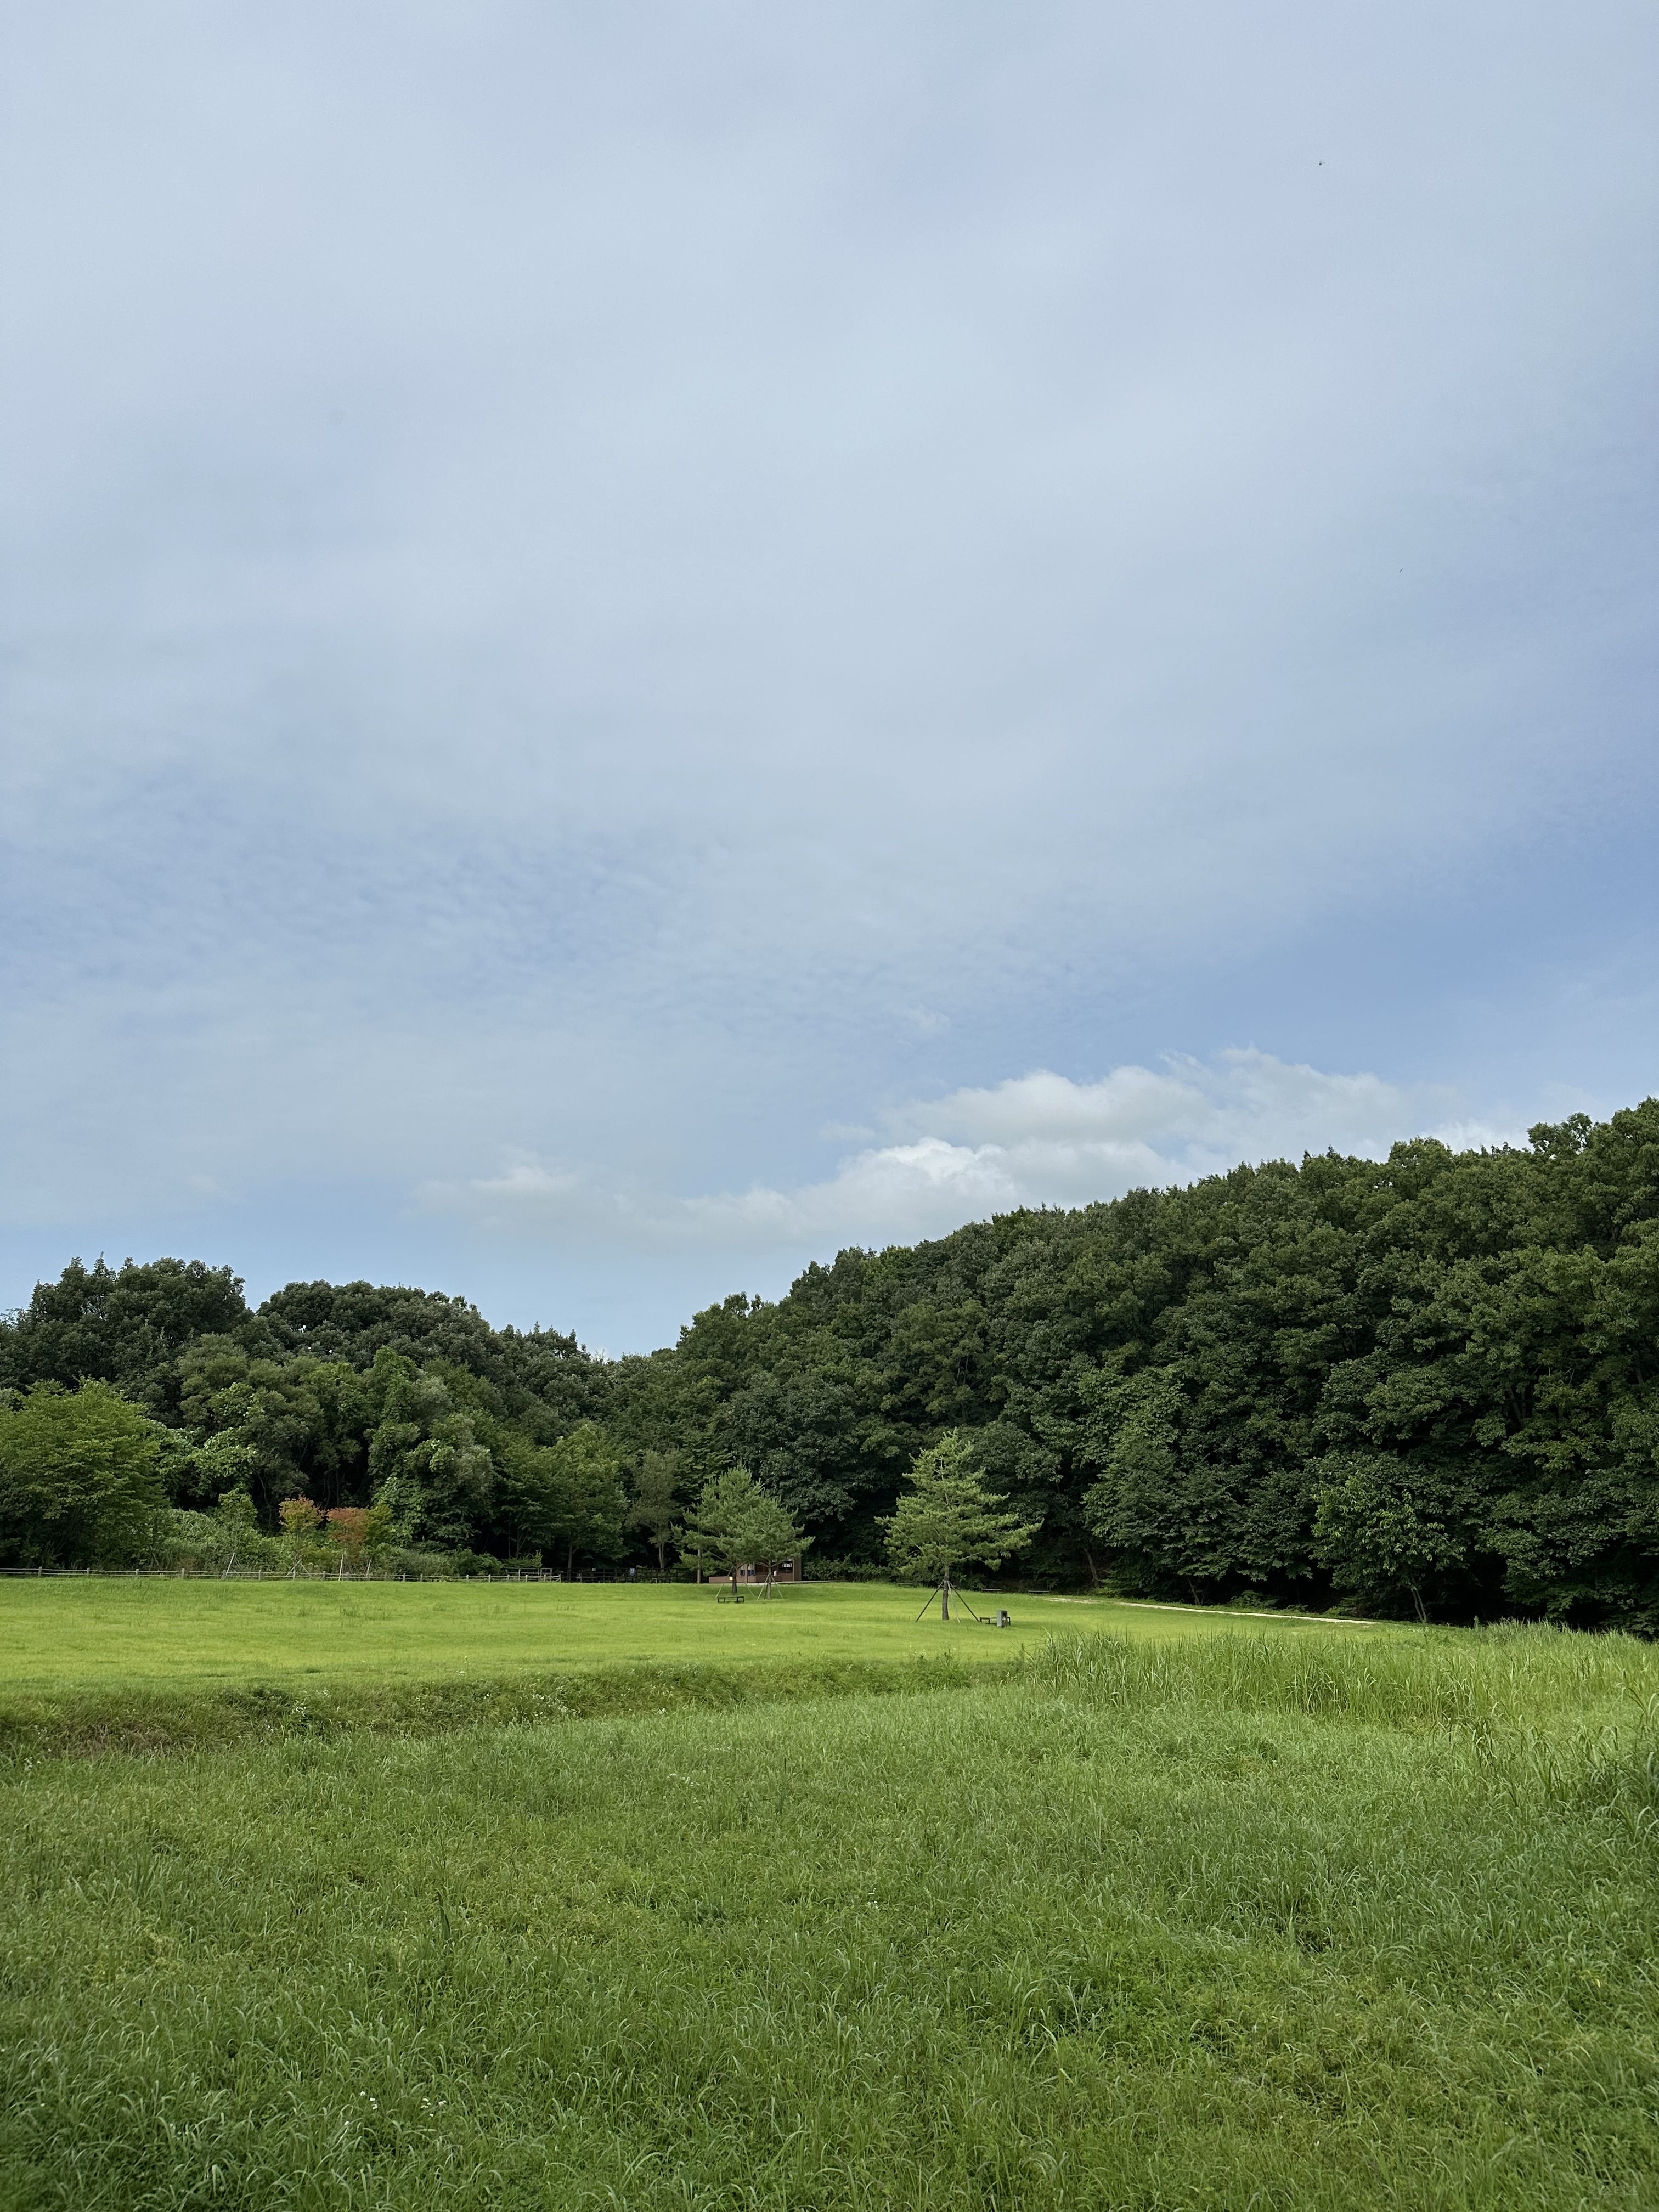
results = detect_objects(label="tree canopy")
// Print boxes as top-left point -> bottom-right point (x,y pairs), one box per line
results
0,1381 -> 168,1567
5,1097 -> 1659,1624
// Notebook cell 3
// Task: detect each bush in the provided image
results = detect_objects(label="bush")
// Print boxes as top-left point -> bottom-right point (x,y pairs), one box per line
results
0,1383 -> 168,1567
151,1506 -> 285,1574
385,1548 -> 455,1579
152,1509 -> 220,1568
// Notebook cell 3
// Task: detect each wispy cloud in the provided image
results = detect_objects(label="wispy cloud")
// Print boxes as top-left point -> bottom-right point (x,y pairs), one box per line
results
420,1050 -> 1523,1256
2,4 -> 1651,1344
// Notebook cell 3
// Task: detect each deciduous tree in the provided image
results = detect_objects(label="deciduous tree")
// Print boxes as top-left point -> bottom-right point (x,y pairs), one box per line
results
279,1494 -> 322,1575
510,1423 -> 626,1577
625,1449 -> 683,1573
0,1381 -> 167,1567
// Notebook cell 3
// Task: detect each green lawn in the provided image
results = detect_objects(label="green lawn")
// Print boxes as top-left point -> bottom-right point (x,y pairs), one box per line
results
3,1623 -> 1656,2210
0,1576 -> 1372,1694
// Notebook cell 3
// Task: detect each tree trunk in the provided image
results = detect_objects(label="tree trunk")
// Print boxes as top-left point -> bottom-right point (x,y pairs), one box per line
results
940,1572 -> 950,1621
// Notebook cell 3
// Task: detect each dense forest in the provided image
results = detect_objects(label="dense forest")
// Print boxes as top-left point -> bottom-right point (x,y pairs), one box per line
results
3,1098 -> 1658,1629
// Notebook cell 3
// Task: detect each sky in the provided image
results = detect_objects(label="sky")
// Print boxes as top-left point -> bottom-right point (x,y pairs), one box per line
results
3,0 -> 1656,1352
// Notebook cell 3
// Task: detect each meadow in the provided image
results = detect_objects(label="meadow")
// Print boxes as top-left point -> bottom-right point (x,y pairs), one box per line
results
0,1578 -> 1362,1694
0,1580 -> 1370,1759
2,1589 -> 1656,2209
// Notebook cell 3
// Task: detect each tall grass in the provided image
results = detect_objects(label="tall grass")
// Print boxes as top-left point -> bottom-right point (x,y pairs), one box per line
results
1035,1617 -> 1659,1727
1034,1623 -> 1659,1839
3,1624 -> 1656,2209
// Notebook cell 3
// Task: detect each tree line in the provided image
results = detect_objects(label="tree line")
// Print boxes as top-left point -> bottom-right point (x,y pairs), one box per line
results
3,1098 -> 1658,1628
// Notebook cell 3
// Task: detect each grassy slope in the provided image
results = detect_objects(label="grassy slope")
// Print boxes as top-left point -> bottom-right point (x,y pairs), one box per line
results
0,1581 -> 1385,1759
3,1626 -> 1657,2210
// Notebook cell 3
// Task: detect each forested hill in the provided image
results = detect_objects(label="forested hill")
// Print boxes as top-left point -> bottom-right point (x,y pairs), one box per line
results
4,1098 -> 1659,1628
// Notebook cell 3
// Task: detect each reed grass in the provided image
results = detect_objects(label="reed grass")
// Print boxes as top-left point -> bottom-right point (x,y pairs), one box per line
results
2,1623 -> 1655,2209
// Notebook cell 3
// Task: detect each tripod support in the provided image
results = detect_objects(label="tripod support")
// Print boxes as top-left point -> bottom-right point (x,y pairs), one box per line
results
913,1574 -> 986,1624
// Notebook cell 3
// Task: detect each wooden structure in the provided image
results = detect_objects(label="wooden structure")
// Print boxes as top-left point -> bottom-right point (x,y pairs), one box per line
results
707,1558 -> 801,1588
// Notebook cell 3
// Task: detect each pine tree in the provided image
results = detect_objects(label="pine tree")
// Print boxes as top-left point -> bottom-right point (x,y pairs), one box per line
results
881,1431 -> 1036,1618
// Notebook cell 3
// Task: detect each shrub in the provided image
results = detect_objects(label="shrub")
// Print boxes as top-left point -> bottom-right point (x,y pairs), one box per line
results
0,1382 -> 168,1567
377,1547 -> 452,1579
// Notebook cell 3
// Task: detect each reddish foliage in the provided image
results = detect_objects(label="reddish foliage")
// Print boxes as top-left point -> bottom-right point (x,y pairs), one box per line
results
324,1506 -> 370,1561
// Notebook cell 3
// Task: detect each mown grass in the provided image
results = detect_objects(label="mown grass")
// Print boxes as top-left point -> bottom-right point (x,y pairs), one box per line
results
3,1624 -> 1657,2209
0,1577 -> 1345,1695
0,1579 -> 1382,1759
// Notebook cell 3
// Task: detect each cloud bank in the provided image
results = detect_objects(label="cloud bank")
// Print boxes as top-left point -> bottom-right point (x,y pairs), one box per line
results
1,3 -> 1651,1344
424,1050 -> 1521,1257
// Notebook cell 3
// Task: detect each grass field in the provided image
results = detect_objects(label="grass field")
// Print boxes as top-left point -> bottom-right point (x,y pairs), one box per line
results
3,1594 -> 1656,2208
0,1577 -> 1365,1693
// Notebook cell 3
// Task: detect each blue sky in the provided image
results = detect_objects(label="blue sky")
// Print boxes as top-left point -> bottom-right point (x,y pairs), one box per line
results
3,1 -> 1656,1351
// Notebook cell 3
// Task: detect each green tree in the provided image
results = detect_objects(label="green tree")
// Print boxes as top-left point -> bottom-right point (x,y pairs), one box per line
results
184,1423 -> 259,1510
361,1498 -> 398,1564
881,1430 -> 1037,1617
1312,1454 -> 1467,1619
279,1494 -> 323,1575
175,1344 -> 372,1515
682,1465 -> 805,1595
366,1352 -> 496,1549
515,1423 -> 626,1577
0,1381 -> 167,1566
625,1448 -> 683,1573
0,1257 -> 247,1413
743,1486 -> 809,1594
209,1486 -> 261,1576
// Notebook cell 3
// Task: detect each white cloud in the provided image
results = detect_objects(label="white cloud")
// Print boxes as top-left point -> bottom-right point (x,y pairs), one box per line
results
421,1049 -> 1525,1257
3,5 -> 1648,1346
